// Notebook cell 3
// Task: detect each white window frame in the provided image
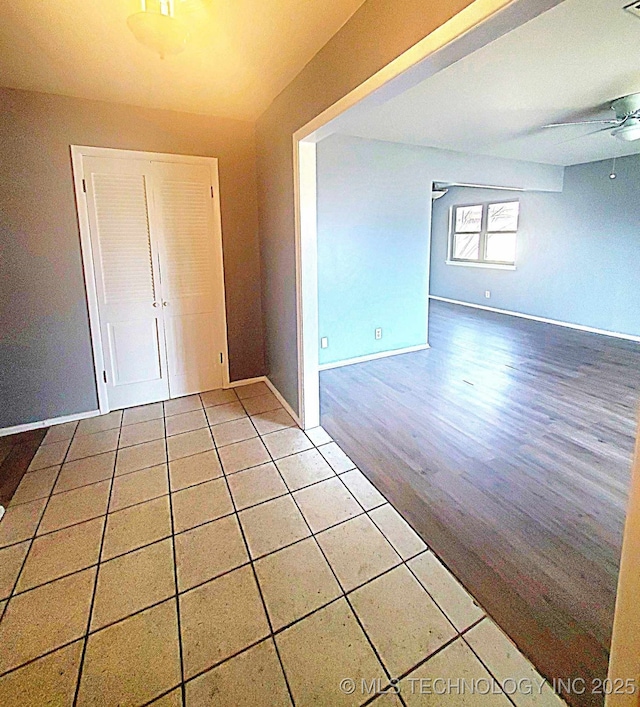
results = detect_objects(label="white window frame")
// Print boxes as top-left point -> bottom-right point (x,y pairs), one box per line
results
446,200 -> 519,270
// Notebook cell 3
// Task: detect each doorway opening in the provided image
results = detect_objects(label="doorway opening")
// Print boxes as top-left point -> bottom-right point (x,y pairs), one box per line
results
293,0 -> 640,702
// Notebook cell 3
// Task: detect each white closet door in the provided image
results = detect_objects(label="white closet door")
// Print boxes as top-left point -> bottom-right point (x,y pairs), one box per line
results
83,156 -> 170,409
151,161 -> 226,397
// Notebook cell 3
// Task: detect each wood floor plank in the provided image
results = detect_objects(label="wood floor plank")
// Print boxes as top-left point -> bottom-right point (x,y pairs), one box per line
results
320,301 -> 640,707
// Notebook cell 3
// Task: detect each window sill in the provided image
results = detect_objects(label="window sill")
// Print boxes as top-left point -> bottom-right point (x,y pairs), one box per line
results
445,260 -> 516,271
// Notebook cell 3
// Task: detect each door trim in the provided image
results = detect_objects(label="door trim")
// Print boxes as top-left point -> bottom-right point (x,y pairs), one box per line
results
290,0 -> 564,430
71,146 -> 231,414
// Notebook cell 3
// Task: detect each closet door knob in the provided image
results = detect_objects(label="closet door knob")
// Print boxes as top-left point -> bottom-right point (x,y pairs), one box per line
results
153,302 -> 160,308
162,301 -> 168,307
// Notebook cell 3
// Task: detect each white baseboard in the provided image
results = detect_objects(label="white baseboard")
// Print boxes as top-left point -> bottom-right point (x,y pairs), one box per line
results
226,375 -> 302,427
225,376 -> 266,389
1,378 -> 296,439
263,378 -> 302,427
429,296 -> 640,343
318,344 -> 431,371
0,409 -> 101,438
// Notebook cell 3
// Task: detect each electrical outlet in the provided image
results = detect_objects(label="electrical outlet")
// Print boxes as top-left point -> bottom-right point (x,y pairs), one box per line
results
320,337 -> 328,349
485,290 -> 491,299
375,328 -> 382,340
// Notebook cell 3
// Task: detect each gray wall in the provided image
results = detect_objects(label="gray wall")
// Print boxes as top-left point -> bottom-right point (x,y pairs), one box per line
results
430,154 -> 640,337
316,134 -> 563,365
0,87 -> 265,429
256,0 -> 483,412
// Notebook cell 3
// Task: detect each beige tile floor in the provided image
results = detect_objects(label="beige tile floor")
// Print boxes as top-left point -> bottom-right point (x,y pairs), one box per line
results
0,382 -> 565,706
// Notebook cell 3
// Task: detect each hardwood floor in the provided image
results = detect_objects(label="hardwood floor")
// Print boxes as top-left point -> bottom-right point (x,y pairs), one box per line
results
320,300 -> 640,707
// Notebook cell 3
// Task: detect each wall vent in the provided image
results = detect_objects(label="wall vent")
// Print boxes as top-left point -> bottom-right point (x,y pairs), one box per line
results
624,1 -> 640,19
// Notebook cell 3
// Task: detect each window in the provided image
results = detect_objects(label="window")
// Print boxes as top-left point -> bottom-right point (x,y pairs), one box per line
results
449,201 -> 519,267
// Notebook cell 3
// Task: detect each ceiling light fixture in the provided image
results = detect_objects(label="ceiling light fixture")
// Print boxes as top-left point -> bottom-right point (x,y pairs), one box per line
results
611,117 -> 640,142
127,0 -> 189,59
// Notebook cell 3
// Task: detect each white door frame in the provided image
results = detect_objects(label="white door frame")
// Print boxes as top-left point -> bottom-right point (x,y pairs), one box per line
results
71,145 -> 230,414
291,0 -> 564,429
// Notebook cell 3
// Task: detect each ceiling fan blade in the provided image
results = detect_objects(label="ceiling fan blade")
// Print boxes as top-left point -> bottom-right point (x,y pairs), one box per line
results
556,125 -> 616,144
542,119 -> 622,128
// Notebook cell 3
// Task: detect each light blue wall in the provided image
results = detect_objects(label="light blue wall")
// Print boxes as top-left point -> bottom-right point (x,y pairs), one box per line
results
430,154 -> 640,337
316,134 -> 563,366
317,136 -> 430,365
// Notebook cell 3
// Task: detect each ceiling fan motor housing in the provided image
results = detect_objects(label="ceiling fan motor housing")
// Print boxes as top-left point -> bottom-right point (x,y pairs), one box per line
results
609,93 -> 640,141
611,93 -> 640,118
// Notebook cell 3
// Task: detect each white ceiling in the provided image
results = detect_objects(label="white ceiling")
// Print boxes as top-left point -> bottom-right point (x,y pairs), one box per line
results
0,0 -> 366,121
332,0 -> 640,166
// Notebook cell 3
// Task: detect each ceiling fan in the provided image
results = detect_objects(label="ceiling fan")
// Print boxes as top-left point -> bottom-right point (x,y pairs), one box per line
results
541,92 -> 640,142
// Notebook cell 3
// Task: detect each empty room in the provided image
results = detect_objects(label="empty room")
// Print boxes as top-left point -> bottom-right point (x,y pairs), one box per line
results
1,1 -> 640,706
311,0 -> 640,703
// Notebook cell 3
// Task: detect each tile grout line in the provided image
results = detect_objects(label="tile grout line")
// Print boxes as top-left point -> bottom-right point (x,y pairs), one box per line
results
360,623 -> 483,705
316,441 -> 503,689
0,587 -> 333,686
7,464 -> 63,506
157,635 -> 278,701
460,626 -> 521,707
251,413 -> 509,704
4,401 -> 344,680
308,425 -> 496,623
5,449 -> 331,526
323,429 -> 479,579
337,457 -> 482,641
2,414 -> 451,621
9,413 -> 284,511
0,586 -> 385,698
207,392 -> 298,707
30,412 -> 329,498
100,396 -> 560,704
2,490 -> 376,596
161,402 -> 188,707
315,430 -> 524,704
0,636 -> 86,681
1,392 -> 531,704
71,416 -> 122,706
283,502 -> 404,703
5,546 -> 372,667
324,435 -> 506,655
0,424 -> 80,628
0,490 -> 171,550
241,405 -> 403,706
0,469 -> 454,683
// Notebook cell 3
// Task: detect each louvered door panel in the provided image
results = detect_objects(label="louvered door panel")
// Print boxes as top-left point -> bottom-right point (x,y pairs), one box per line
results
152,161 -> 224,397
83,156 -> 170,409
158,180 -> 214,300
92,174 -> 156,304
